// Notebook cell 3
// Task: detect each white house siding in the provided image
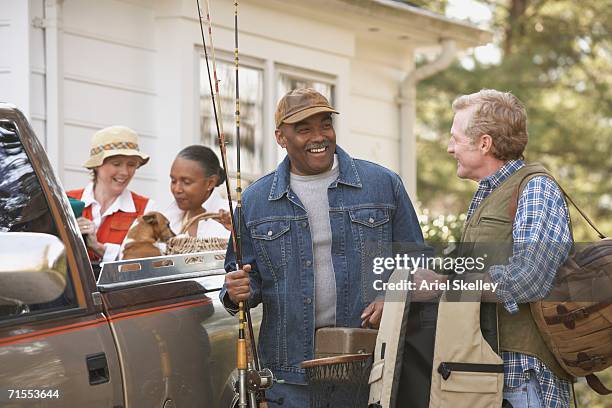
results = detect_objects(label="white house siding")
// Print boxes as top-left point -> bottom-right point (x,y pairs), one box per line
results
349,35 -> 415,185
29,0 -> 47,149
60,0 -> 158,198
0,12 -> 9,103
0,0 -> 489,205
0,0 -> 24,112
0,0 -> 46,149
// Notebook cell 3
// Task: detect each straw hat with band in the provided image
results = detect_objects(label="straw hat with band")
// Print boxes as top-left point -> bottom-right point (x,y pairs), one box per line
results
84,125 -> 150,169
275,88 -> 339,128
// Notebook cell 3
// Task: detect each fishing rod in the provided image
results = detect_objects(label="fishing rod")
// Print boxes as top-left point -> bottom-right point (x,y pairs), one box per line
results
230,1 -> 250,404
229,2 -> 274,406
196,0 -> 235,233
196,1 -> 273,406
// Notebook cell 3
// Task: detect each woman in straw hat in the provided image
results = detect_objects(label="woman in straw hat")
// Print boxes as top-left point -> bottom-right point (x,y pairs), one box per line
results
163,145 -> 231,240
67,126 -> 155,264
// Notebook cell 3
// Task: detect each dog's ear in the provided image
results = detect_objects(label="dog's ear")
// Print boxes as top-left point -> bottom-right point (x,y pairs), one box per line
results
142,213 -> 157,225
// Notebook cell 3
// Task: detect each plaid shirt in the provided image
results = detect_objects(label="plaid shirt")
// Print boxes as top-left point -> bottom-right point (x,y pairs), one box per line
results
466,160 -> 572,407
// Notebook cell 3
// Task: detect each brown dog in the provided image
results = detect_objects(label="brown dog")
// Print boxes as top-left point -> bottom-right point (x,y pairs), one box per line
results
122,211 -> 176,260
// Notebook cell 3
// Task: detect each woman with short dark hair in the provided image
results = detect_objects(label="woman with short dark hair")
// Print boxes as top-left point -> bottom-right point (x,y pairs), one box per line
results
164,145 -> 231,238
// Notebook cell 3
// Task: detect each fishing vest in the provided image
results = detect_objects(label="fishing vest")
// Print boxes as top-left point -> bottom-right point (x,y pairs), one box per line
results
429,163 -> 571,408
67,188 -> 148,261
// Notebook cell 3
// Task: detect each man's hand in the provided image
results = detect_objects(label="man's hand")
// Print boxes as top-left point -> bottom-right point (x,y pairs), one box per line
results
225,264 -> 252,304
412,268 -> 447,301
360,300 -> 384,329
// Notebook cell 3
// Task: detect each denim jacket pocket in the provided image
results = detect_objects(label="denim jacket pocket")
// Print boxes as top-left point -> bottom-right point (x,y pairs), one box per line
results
349,207 -> 391,250
349,207 -> 392,301
349,207 -> 390,228
250,219 -> 292,275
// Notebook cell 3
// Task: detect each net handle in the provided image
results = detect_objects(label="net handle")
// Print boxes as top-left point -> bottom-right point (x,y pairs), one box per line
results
301,353 -> 371,368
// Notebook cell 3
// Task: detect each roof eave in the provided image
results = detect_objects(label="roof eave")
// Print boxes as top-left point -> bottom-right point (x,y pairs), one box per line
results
336,0 -> 493,48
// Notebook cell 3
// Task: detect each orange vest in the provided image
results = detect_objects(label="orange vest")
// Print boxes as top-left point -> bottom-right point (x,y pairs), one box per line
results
67,188 -> 149,261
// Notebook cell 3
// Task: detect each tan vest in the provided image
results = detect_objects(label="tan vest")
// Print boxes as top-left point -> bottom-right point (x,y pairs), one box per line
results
429,164 -> 571,408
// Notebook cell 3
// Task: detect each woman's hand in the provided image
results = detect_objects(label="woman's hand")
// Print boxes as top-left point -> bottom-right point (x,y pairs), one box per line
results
216,209 -> 233,231
77,216 -> 95,235
77,217 -> 105,256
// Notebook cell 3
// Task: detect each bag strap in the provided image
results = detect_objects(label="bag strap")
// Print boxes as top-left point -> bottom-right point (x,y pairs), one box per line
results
543,298 -> 612,327
586,373 -> 612,395
180,212 -> 221,235
510,170 -> 607,239
554,182 -> 607,239
564,352 -> 612,370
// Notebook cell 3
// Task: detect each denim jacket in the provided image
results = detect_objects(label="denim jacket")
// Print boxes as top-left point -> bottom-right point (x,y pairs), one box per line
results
221,146 -> 424,384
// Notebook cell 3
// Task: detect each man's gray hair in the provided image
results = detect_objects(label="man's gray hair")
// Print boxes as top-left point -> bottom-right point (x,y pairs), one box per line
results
452,89 -> 528,160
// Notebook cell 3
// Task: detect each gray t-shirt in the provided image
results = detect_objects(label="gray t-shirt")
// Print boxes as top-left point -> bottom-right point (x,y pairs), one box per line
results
289,155 -> 339,329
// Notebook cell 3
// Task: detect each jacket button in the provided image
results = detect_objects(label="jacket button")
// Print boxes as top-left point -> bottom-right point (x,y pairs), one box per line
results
306,260 -> 312,267
301,221 -> 308,228
369,217 -> 375,224
267,230 -> 273,236
305,297 -> 312,304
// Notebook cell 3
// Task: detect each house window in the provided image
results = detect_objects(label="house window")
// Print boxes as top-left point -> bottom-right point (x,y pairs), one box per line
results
277,72 -> 334,104
199,58 -> 264,182
199,57 -> 337,179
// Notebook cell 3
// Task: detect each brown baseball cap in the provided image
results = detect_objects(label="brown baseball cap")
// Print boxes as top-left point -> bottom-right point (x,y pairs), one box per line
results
275,88 -> 339,128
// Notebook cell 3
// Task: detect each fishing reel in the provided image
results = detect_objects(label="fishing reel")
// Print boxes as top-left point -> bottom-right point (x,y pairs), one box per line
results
230,368 -> 283,408
246,367 -> 274,392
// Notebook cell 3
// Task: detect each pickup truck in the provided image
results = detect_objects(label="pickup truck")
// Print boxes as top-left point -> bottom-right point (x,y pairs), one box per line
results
0,104 -> 257,407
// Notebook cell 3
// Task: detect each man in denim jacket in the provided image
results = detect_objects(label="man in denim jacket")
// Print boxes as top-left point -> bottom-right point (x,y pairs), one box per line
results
222,88 -> 426,407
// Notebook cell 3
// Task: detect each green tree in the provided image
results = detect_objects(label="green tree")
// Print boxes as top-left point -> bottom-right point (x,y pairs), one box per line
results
416,0 -> 611,241
415,1 -> 611,404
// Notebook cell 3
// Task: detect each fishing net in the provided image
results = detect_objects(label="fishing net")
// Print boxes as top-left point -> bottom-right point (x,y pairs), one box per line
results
302,353 -> 372,408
